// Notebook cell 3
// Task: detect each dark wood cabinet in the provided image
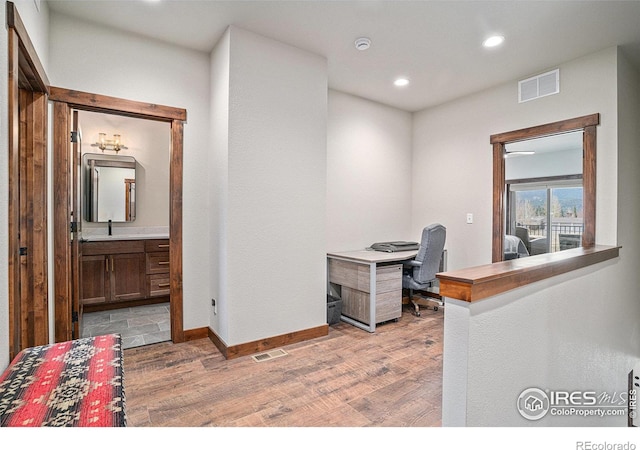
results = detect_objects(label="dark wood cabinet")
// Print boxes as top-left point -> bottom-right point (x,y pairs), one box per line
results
81,255 -> 109,305
80,239 -> 168,308
110,253 -> 146,302
145,239 -> 170,297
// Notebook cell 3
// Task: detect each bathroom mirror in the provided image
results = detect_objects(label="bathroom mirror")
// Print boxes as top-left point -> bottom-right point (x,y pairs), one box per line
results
83,153 -> 136,222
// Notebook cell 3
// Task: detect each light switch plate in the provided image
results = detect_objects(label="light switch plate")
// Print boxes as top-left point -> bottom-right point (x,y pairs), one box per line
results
466,213 -> 473,224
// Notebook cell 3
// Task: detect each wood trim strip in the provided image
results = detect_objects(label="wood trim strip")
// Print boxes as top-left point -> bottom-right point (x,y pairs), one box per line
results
184,327 -> 209,342
19,90 -> 31,347
6,1 -> 50,93
21,90 -> 49,346
582,125 -> 597,247
492,142 -> 505,263
169,120 -> 184,344
506,173 -> 582,185
52,102 -> 73,343
437,245 -> 620,302
490,113 -> 600,144
8,27 -> 21,360
48,87 -> 187,122
208,325 -> 329,360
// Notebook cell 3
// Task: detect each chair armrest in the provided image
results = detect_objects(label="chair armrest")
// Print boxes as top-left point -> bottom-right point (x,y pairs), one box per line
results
402,259 -> 422,268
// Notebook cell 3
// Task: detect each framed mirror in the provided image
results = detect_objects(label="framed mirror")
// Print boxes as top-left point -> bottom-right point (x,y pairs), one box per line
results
491,114 -> 599,262
83,153 -> 137,222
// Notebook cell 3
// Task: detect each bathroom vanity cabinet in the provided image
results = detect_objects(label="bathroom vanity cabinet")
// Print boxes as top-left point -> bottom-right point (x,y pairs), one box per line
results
81,238 -> 170,310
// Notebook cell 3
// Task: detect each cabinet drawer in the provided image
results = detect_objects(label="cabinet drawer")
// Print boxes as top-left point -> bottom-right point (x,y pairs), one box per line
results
82,240 -> 144,255
146,252 -> 170,274
148,274 -> 170,297
145,239 -> 170,252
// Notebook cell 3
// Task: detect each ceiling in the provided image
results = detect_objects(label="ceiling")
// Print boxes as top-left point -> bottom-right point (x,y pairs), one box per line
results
46,0 -> 640,112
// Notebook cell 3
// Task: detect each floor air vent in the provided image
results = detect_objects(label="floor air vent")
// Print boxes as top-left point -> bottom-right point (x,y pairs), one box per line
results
519,69 -> 559,103
251,348 -> 288,363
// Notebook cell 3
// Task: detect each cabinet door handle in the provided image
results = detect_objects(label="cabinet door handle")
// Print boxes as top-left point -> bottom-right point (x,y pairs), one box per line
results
158,261 -> 170,265
105,258 -> 109,273
111,257 -> 114,272
157,283 -> 170,288
157,244 -> 169,248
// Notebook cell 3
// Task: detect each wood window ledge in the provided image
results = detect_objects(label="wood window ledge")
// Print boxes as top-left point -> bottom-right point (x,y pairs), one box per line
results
436,245 -> 620,302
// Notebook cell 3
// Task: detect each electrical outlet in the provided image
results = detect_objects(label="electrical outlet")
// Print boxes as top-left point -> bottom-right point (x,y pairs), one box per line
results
466,213 -> 473,224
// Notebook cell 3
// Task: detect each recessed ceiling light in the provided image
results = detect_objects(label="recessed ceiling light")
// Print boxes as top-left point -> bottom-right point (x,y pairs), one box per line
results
394,78 -> 409,87
354,37 -> 371,51
483,35 -> 505,48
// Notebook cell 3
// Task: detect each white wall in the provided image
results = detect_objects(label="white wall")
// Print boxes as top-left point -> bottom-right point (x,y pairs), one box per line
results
48,12 -> 212,332
327,90 -> 413,251
11,0 -> 48,71
439,48 -> 640,426
209,28 -> 231,340
210,26 -> 328,346
413,48 -> 619,271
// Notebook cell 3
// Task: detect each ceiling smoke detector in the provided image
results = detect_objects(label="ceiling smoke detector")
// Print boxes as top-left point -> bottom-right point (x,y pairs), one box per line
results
354,37 -> 371,51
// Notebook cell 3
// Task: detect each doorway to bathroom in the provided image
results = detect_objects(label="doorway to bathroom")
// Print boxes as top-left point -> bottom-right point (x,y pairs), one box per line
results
50,87 -> 186,346
75,110 -> 172,349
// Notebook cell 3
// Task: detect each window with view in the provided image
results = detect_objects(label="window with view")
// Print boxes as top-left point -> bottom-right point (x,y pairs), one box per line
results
508,182 -> 583,255
504,130 -> 584,256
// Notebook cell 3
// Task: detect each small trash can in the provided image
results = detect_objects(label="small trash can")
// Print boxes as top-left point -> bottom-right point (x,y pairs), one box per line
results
327,294 -> 343,325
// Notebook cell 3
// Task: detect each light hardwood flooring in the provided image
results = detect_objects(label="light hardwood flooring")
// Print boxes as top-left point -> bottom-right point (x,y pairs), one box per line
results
123,303 -> 443,427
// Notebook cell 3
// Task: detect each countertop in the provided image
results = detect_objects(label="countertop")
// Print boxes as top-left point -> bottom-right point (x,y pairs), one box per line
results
81,234 -> 169,242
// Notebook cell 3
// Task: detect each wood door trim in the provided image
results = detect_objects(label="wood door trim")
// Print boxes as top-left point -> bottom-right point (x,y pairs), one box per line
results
169,120 -> 184,343
49,87 -> 187,122
51,90 -> 186,344
52,102 -> 73,343
8,11 -> 21,360
491,113 -> 600,262
7,1 -> 50,358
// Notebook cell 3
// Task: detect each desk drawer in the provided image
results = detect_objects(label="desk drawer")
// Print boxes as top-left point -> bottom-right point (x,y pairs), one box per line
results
376,264 -> 402,293
328,261 -> 402,293
146,252 -> 170,274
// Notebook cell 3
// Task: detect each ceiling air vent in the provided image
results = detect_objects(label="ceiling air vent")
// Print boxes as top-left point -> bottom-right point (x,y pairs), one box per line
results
518,69 -> 559,103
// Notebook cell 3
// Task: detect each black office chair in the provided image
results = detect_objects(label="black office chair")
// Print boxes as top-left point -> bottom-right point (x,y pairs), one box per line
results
402,223 -> 446,316
515,226 -> 531,254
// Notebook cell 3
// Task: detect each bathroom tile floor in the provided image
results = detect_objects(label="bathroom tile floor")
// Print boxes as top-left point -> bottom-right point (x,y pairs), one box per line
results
81,302 -> 171,350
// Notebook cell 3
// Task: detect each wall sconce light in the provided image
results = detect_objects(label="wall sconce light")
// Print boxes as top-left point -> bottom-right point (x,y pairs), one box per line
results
91,133 -> 128,153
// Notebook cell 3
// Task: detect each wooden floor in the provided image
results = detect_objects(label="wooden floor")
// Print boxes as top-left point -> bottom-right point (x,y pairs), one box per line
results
123,304 -> 443,427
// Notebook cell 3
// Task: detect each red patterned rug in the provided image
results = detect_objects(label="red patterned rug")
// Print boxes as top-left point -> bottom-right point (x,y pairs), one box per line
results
0,334 -> 126,427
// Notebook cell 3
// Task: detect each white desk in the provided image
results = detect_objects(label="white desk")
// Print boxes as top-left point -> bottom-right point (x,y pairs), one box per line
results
326,249 -> 417,332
